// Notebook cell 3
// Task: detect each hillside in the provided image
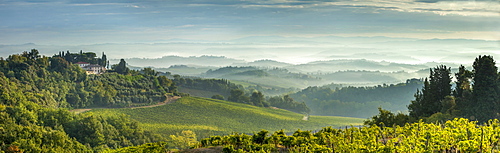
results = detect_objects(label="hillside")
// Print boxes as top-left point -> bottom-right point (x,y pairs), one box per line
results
290,79 -> 423,118
90,97 -> 364,139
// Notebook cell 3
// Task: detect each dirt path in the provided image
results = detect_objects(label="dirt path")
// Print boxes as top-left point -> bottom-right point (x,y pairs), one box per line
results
69,96 -> 181,114
130,96 -> 180,109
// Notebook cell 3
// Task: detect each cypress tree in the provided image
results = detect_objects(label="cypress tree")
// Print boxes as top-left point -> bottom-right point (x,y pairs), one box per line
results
114,59 -> 129,75
471,55 -> 499,122
428,65 -> 452,114
408,65 -> 451,118
100,52 -> 107,67
453,65 -> 473,117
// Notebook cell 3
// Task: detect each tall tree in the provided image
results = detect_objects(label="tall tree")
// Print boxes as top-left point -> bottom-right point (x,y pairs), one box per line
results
471,55 -> 499,122
113,59 -> 129,75
100,52 -> 107,67
408,65 -> 451,118
454,65 -> 472,98
408,78 -> 430,118
428,65 -> 452,114
250,91 -> 266,107
453,65 -> 473,116
227,89 -> 249,103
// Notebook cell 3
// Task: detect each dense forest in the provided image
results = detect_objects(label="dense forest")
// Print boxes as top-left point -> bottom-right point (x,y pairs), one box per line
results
289,79 -> 423,118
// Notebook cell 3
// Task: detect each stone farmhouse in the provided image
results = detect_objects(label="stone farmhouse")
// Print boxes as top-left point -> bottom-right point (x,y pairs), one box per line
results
75,62 -> 106,75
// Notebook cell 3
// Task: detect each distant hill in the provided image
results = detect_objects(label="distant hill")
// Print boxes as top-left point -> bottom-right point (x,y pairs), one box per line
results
155,65 -> 214,76
90,97 -> 364,139
285,59 -> 430,73
203,66 -> 324,88
289,79 -> 424,118
122,57 -> 458,88
111,55 -> 246,68
201,66 -> 429,88
232,59 -> 293,68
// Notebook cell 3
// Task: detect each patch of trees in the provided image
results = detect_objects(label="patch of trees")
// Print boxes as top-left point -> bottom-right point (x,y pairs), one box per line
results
267,95 -> 310,114
173,76 -> 240,98
406,56 -> 500,123
367,55 -> 500,126
289,79 -> 423,118
226,89 -> 310,114
54,50 -> 108,67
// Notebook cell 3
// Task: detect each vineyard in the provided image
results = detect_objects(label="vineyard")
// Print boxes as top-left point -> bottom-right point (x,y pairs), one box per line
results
89,97 -> 363,138
196,118 -> 500,152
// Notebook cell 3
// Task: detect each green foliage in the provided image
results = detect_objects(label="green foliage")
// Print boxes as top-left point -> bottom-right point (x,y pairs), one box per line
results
0,104 -> 92,153
228,89 -> 250,103
471,55 -> 499,122
408,55 -> 500,123
0,75 -> 165,151
250,91 -> 268,107
90,97 -> 363,139
173,77 -> 240,98
0,50 -> 175,109
0,50 -> 172,152
199,118 -> 500,152
103,142 -> 168,153
113,59 -> 130,75
99,52 -> 108,68
211,94 -> 225,100
268,95 -> 310,114
364,107 -> 411,127
54,50 -> 104,65
169,130 -> 198,150
174,77 -> 304,111
290,79 -> 423,118
409,65 -> 452,118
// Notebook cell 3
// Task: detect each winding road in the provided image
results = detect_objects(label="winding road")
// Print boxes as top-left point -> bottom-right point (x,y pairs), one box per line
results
69,96 -> 181,114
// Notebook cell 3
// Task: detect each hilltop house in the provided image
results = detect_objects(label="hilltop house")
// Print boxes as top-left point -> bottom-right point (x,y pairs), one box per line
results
75,62 -> 106,74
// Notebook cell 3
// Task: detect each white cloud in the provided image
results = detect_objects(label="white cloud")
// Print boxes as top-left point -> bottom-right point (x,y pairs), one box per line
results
224,0 -> 500,17
318,0 -> 500,17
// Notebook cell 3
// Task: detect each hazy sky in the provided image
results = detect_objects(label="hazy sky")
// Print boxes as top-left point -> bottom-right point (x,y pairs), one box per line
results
0,0 -> 499,64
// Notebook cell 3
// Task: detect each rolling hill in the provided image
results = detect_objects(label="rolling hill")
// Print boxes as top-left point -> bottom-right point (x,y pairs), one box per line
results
89,97 -> 363,139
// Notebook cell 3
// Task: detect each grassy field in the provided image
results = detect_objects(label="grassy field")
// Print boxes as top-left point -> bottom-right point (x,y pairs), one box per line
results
89,97 -> 364,138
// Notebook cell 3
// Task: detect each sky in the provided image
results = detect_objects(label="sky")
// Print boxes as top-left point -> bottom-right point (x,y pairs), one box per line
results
0,0 -> 499,65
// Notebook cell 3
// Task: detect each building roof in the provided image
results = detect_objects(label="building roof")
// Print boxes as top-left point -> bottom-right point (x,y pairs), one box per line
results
83,64 -> 104,68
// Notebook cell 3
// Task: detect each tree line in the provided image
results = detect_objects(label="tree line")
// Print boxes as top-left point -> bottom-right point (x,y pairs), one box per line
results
173,76 -> 310,114
53,50 -> 108,67
367,55 -> 500,126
